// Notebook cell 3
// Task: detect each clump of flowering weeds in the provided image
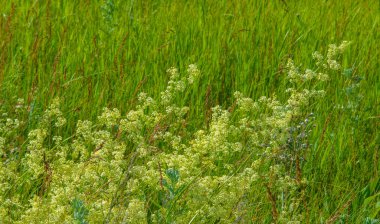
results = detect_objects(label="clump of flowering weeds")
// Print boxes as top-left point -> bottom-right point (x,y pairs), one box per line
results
0,43 -> 350,223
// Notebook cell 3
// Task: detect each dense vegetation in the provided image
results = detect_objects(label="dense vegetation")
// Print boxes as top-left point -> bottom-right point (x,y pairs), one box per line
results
0,0 -> 379,223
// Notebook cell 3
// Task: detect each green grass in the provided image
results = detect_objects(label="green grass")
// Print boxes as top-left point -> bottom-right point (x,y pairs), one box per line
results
0,0 -> 379,222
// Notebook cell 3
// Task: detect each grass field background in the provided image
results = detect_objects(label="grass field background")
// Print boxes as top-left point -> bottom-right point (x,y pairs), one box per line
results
0,0 -> 379,223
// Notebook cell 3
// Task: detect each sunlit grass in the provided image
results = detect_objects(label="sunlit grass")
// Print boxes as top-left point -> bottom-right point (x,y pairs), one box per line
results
0,0 -> 379,223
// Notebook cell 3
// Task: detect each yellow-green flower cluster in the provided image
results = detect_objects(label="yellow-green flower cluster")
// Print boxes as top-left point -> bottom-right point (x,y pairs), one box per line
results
313,40 -> 351,70
41,97 -> 67,128
0,43 -> 350,223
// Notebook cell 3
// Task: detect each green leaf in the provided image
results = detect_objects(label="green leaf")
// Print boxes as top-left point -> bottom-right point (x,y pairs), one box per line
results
343,68 -> 353,78
166,168 -> 180,185
72,198 -> 89,224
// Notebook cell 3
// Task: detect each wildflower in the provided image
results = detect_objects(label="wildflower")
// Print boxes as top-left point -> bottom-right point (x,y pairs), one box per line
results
187,64 -> 200,84
125,199 -> 147,223
317,73 -> 329,81
327,59 -> 341,70
166,67 -> 178,77
98,107 -> 120,128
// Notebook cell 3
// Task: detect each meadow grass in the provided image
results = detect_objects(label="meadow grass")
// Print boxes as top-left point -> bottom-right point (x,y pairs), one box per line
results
0,0 -> 379,223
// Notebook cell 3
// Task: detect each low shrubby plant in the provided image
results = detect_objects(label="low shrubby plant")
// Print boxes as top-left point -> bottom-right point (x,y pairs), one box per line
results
0,42 -> 350,223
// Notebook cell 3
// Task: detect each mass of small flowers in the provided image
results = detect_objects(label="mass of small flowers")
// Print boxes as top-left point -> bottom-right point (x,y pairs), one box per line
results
0,43 -> 349,223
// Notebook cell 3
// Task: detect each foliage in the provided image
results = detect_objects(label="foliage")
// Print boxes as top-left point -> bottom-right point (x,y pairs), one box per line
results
0,44 -> 370,223
0,0 -> 379,223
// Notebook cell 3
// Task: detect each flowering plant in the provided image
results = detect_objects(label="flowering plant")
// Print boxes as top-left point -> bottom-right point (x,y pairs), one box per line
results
0,43 -> 350,223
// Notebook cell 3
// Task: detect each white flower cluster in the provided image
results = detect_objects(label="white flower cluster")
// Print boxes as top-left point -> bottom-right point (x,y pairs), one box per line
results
286,59 -> 329,83
98,107 -> 121,128
313,40 -> 351,70
288,41 -> 349,84
187,64 -> 201,84
41,97 -> 67,128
